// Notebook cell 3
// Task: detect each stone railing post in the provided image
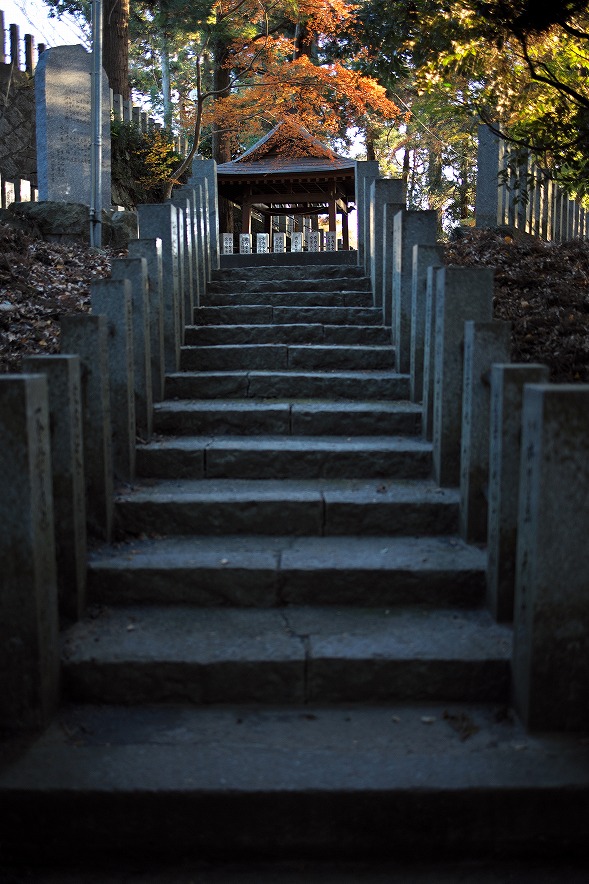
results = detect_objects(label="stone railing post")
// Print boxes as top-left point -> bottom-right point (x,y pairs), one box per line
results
475,124 -> 501,229
513,383 -> 589,731
137,203 -> 180,373
172,200 -> 187,336
392,209 -> 437,374
128,238 -> 165,403
60,314 -> 113,541
487,363 -> 550,622
189,156 -> 219,274
90,278 -> 136,480
422,266 -> 444,442
410,244 -> 444,403
0,375 -> 60,731
432,266 -> 494,487
22,355 -> 87,621
355,160 -> 379,271
176,185 -> 200,307
110,257 -> 153,440
459,320 -> 511,543
369,178 -> 404,314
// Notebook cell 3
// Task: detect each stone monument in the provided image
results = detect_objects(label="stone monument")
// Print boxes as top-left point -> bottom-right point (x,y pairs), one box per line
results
35,45 -> 111,209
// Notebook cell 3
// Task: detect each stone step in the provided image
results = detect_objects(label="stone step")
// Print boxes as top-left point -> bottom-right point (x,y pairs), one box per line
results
153,399 -> 422,437
194,305 -> 384,325
165,370 -> 410,401
136,436 -> 431,480
203,291 -> 373,307
185,324 -> 391,346
87,535 -> 486,608
114,478 -> 459,537
60,606 -> 511,705
180,344 -> 395,372
207,276 -> 372,294
212,263 -> 368,281
3,702 -> 588,862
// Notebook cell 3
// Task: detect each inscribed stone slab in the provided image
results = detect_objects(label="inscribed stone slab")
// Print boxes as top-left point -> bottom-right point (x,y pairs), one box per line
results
35,45 -> 111,209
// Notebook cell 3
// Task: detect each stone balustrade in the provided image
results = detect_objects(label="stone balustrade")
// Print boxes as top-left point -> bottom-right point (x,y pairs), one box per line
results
2,157 -> 588,735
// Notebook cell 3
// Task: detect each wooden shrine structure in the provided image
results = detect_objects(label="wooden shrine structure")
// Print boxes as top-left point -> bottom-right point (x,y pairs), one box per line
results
216,121 -> 356,249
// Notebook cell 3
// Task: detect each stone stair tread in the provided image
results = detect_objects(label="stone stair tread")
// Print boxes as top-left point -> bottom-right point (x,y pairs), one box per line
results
7,701 -> 587,795
141,434 -> 430,453
155,399 -> 420,414
88,535 -> 484,608
3,700 -> 588,860
164,371 -> 411,401
204,293 -> 373,307
168,370 -> 407,381
117,477 -> 454,504
60,605 -> 511,668
89,534 -> 485,576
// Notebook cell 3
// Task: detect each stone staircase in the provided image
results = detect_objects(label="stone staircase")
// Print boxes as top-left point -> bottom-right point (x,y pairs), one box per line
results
2,263 -> 588,866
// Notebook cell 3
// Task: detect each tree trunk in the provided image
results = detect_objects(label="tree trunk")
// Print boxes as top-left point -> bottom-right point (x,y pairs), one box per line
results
103,0 -> 130,98
365,130 -> 377,162
160,32 -> 172,132
212,41 -> 234,234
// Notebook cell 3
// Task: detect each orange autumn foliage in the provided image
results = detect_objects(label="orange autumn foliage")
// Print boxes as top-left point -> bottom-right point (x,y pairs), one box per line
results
178,0 -> 399,156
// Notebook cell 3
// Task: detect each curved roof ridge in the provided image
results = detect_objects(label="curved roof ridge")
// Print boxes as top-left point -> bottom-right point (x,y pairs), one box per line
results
234,120 -> 346,164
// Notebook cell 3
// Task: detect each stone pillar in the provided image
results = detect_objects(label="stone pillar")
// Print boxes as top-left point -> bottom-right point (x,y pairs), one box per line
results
513,384 -> 589,731
422,266 -> 443,442
60,314 -> 113,541
410,243 -> 444,403
369,178 -> 404,311
355,160 -> 379,271
172,193 -> 194,327
176,185 -> 200,307
137,203 -> 180,373
172,201 -> 186,337
110,257 -> 153,439
128,237 -> 165,403
475,124 -> 501,229
22,355 -> 87,622
0,374 -> 60,731
432,266 -> 494,487
190,155 -> 219,273
487,363 -> 550,622
90,278 -> 135,481
393,209 -> 437,374
193,182 -> 207,297
459,320 -> 511,543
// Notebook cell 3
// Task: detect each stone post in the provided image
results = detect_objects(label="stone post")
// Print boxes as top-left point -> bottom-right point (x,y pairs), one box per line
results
137,203 -> 180,373
190,155 -> 219,273
90,278 -> 135,480
513,384 -> 589,731
355,160 -> 379,271
193,182 -> 207,298
410,243 -> 444,403
487,363 -> 550,622
176,185 -> 200,307
128,238 -> 165,403
110,257 -> 153,439
393,209 -> 437,374
22,355 -> 87,622
432,266 -> 494,487
0,375 -> 60,731
369,178 -> 404,311
172,201 -> 186,337
459,320 -> 511,543
60,314 -> 113,541
422,266 -> 444,442
475,125 -> 501,229
172,191 -> 194,324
